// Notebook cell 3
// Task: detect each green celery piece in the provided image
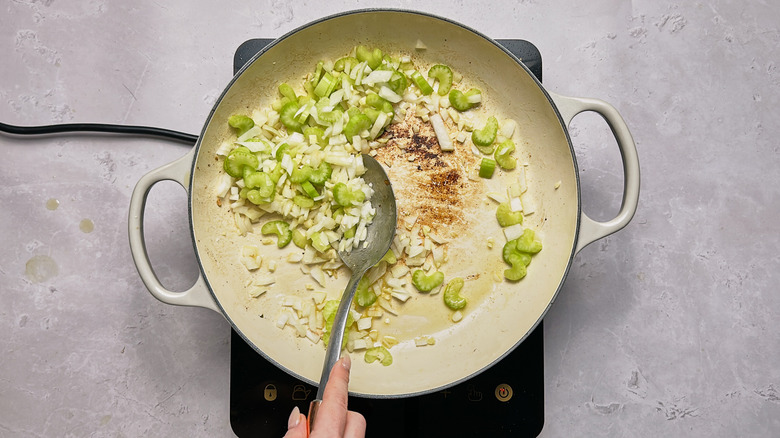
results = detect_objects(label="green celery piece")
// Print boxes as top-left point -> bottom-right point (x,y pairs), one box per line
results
504,253 -> 529,281
307,162 -> 332,186
364,346 -> 393,366
310,231 -> 330,253
354,276 -> 377,307
292,228 -> 307,249
502,239 -> 532,266
304,126 -> 327,147
496,202 -> 524,227
443,277 -> 466,310
310,61 -> 324,87
479,158 -> 496,178
293,194 -> 315,208
334,56 -> 359,72
280,101 -> 304,132
379,249 -> 397,265
412,270 -> 445,293
365,93 -> 394,114
344,225 -> 357,239
344,113 -> 372,142
300,181 -> 320,198
260,220 -> 292,248
333,182 -> 366,207
243,171 -> 274,198
494,140 -> 517,170
314,72 -> 336,97
448,89 -> 472,112
411,71 -> 434,95
223,149 -> 259,178
290,165 -> 313,184
356,45 -> 383,70
515,229 -> 542,254
388,70 -> 408,95
268,162 -> 284,183
428,64 -> 453,96
274,143 -> 291,161
278,83 -> 297,102
246,188 -> 274,205
228,115 -> 254,136
472,116 -> 498,148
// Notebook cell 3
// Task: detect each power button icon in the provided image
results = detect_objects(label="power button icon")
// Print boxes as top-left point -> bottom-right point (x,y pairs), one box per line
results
495,383 -> 513,402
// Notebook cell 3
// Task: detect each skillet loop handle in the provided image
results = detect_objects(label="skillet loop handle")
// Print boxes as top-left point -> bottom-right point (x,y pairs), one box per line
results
548,92 -> 640,254
128,149 -> 220,313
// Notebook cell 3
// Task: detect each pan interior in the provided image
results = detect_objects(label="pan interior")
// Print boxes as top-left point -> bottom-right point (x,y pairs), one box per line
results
190,10 -> 578,397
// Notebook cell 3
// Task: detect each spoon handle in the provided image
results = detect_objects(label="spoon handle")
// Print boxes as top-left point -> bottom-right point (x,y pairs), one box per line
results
309,268 -> 365,430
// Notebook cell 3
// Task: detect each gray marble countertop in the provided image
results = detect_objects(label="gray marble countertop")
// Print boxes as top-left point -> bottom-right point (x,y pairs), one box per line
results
1,1 -> 778,437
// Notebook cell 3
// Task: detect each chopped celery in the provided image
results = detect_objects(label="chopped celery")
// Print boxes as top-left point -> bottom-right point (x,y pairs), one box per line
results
502,239 -> 532,266
303,126 -> 327,147
246,188 -> 274,205
472,116 -> 498,149
411,71 -> 434,95
332,182 -> 366,207
479,158 -> 496,178
354,276 -> 377,307
228,115 -> 254,136
260,220 -> 292,248
494,140 -> 517,170
356,45 -> 383,70
448,90 -> 471,112
380,249 -> 397,265
428,64 -> 454,96
290,165 -> 313,184
344,113 -> 372,142
278,83 -> 297,102
292,228 -> 308,249
388,71 -> 408,95
515,229 -> 542,254
274,143 -> 291,161
293,194 -> 314,208
308,161 -> 332,185
268,162 -> 284,183
501,229 -> 542,281
322,299 -> 352,349
300,181 -> 319,198
280,101 -> 304,132
412,270 -> 445,293
504,253 -> 529,281
449,88 -> 482,112
314,72 -> 336,97
364,346 -> 393,366
243,171 -> 274,198
366,93 -> 394,114
310,231 -> 330,253
334,56 -> 359,72
443,277 -> 467,310
496,202 -> 524,227
223,149 -> 259,178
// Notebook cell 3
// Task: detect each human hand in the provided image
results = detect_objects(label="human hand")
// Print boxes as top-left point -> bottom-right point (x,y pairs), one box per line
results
283,355 -> 366,438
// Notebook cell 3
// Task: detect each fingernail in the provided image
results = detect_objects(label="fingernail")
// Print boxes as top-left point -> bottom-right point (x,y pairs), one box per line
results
341,354 -> 352,371
287,406 -> 300,429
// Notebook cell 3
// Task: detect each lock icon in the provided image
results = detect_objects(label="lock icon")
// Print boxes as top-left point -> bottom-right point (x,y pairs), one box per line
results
263,384 -> 278,401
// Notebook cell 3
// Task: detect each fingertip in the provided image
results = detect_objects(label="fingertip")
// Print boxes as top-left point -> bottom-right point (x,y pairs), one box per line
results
340,354 -> 352,372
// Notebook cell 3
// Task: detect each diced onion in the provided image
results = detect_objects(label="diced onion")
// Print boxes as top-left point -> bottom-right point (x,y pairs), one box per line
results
429,114 -> 454,151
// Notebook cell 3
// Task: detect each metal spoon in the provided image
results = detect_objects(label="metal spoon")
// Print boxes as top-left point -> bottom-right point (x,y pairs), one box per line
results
308,154 -> 396,432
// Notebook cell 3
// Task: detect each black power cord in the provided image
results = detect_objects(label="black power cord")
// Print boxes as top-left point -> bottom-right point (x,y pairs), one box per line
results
0,121 -> 198,145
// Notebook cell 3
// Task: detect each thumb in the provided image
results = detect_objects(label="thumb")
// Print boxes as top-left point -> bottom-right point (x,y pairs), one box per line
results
282,406 -> 308,438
